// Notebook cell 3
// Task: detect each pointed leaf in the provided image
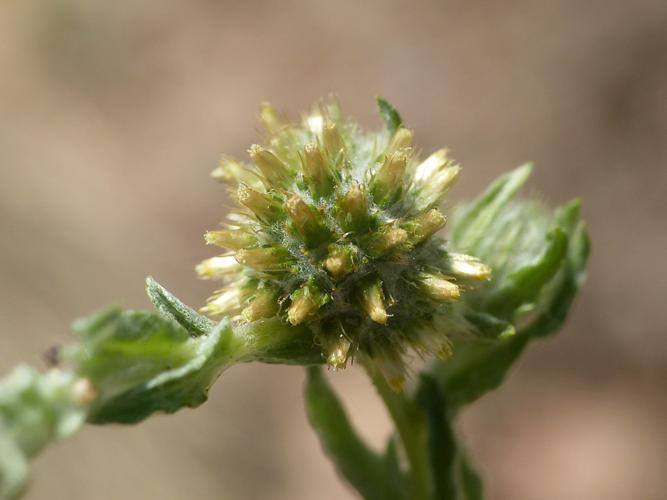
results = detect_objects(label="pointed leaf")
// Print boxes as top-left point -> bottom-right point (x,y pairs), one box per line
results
428,335 -> 528,414
485,226 -> 568,319
146,276 -> 214,337
0,366 -> 87,499
521,200 -> 590,337
304,367 -> 405,500
450,164 -> 533,252
376,96 -> 403,135
69,310 -> 238,424
432,192 -> 589,412
0,422 -> 27,500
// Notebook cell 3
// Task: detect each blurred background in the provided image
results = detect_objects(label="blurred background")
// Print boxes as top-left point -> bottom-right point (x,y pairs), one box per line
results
1,1 -> 666,499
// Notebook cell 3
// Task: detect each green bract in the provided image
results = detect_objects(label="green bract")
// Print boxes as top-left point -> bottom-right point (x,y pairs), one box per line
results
0,98 -> 589,500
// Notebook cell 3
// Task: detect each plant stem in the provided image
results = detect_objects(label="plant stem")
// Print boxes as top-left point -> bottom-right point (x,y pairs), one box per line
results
363,362 -> 430,500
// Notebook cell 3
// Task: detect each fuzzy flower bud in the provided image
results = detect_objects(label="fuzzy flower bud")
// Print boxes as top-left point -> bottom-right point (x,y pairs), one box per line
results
199,98 -> 491,381
212,159 -> 264,190
326,334 -> 352,370
324,244 -> 356,279
237,184 -> 283,222
242,286 -> 279,322
337,183 -> 369,233
201,284 -> 247,316
405,209 -> 447,244
385,127 -> 414,157
286,195 -> 331,247
205,229 -> 257,250
448,253 -> 492,281
364,225 -> 408,257
303,142 -> 334,197
235,248 -> 291,271
248,144 -> 292,187
288,282 -> 329,325
418,272 -> 461,301
371,151 -> 408,205
412,149 -> 461,209
360,280 -> 389,324
323,122 -> 345,160
196,255 -> 242,279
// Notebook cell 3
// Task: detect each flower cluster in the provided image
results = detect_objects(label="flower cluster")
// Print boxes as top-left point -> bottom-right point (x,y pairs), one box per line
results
197,99 -> 490,387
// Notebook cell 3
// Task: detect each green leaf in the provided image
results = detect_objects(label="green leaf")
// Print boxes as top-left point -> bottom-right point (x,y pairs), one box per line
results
376,96 -> 403,135
485,226 -> 568,319
69,310 -> 238,424
431,174 -> 589,413
0,421 -> 28,500
73,279 -> 324,424
304,367 -> 407,500
450,164 -> 533,253
428,335 -> 528,413
146,276 -> 214,337
520,200 -> 590,338
0,366 -> 87,499
148,277 -> 323,365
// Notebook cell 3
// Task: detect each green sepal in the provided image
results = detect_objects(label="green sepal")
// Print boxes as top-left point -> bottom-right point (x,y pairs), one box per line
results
376,96 -> 403,135
304,367 -> 407,500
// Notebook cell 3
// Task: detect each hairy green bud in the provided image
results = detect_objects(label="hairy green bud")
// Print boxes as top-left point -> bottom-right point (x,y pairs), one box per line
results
200,98 -> 493,384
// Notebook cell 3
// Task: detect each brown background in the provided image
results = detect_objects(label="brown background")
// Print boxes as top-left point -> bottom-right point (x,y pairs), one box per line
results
1,1 -> 666,499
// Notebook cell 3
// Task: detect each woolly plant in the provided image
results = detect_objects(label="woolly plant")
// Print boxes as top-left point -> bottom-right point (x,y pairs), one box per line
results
0,98 -> 589,500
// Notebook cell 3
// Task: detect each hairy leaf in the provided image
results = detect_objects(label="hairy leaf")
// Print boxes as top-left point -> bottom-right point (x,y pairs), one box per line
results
147,278 -> 323,365
146,276 -> 214,337
428,168 -> 590,413
304,367 -> 407,500
0,367 -> 87,499
376,96 -> 403,135
450,164 -> 533,253
68,309 -> 238,424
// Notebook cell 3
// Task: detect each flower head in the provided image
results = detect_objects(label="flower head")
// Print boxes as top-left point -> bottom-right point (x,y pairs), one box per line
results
199,98 -> 490,386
